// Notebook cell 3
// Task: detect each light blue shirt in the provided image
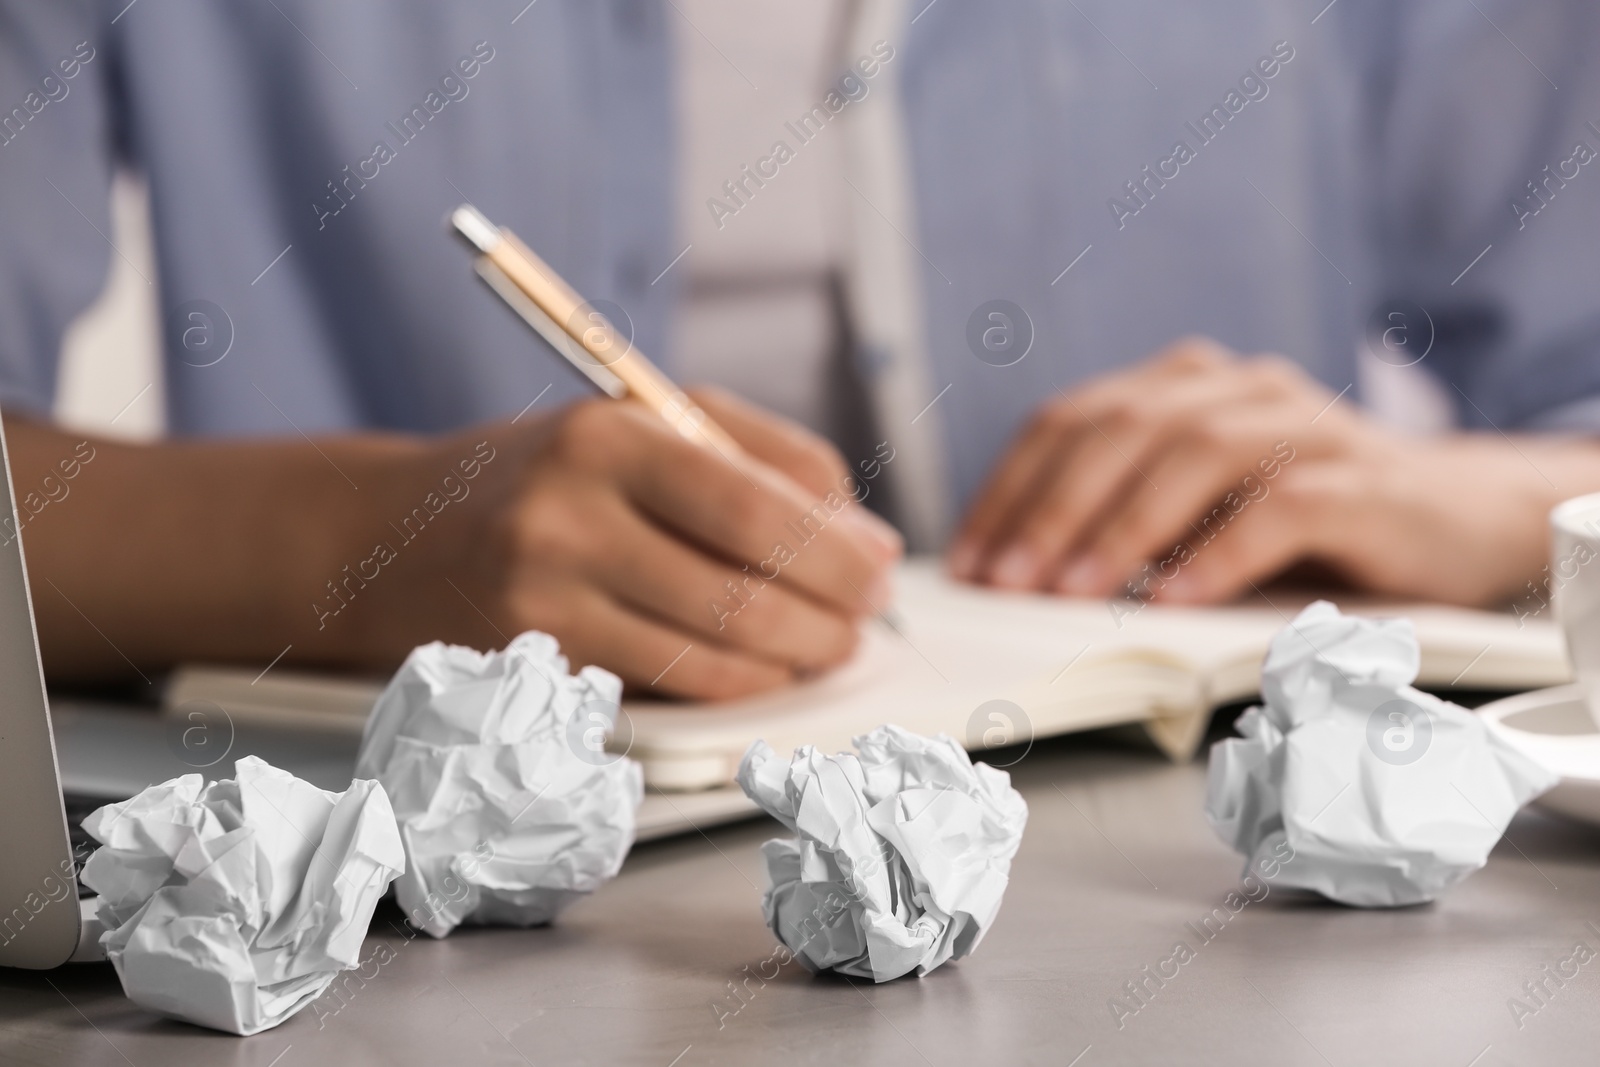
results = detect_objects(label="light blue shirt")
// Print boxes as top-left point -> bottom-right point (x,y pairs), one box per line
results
1,0 -> 1597,530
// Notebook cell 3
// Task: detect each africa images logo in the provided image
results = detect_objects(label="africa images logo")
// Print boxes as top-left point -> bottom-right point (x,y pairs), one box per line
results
1366,697 -> 1433,766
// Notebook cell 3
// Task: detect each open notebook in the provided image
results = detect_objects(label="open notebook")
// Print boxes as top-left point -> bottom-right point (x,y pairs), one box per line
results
166,559 -> 1571,797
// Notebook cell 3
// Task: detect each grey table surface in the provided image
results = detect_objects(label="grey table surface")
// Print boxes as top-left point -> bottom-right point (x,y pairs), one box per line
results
5,727 -> 1600,1067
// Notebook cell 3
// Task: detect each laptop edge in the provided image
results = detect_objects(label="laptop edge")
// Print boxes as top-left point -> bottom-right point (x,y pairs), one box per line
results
0,413 -> 89,968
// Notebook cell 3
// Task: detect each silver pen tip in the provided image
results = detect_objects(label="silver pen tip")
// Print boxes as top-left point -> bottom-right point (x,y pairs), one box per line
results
449,204 -> 501,254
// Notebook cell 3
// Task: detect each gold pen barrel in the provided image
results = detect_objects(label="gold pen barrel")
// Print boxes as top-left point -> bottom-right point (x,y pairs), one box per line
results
458,207 -> 741,455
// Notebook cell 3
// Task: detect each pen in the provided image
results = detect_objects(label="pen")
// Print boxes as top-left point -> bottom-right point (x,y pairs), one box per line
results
449,204 -> 741,455
450,203 -> 905,630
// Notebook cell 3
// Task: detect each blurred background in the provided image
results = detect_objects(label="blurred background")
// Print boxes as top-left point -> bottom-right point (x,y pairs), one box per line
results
54,173 -> 161,442
61,174 -> 1456,446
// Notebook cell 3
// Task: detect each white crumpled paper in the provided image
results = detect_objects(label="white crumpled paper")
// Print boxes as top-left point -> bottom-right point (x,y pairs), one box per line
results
1206,600 -> 1557,907
79,756 -> 403,1035
354,631 -> 642,938
736,724 -> 1028,982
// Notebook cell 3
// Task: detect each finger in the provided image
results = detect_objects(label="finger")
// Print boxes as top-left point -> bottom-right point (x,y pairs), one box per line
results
1066,416 -> 1303,597
1130,335 -> 1237,379
1048,336 -> 1237,420
512,575 -> 797,701
690,386 -> 904,561
951,338 -> 1239,584
948,407 -> 1079,580
572,488 -> 860,671
689,386 -> 843,496
1049,353 -> 1337,593
571,403 -> 891,616
996,367 -> 1292,591
1145,488 -> 1319,604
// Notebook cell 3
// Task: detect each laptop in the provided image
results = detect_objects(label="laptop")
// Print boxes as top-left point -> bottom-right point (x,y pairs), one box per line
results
0,414 -> 104,968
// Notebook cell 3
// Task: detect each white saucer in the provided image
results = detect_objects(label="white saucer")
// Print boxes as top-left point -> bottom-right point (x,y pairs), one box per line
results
1478,684 -> 1600,826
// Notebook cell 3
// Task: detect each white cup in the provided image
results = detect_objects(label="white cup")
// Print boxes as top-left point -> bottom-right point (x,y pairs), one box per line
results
1551,492 -> 1600,725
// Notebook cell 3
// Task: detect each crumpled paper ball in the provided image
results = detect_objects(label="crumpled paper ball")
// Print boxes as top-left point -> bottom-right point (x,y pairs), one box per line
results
736,724 -> 1028,982
1206,600 -> 1557,907
79,756 -> 403,1035
354,631 -> 643,937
